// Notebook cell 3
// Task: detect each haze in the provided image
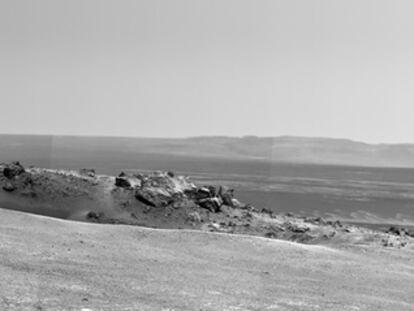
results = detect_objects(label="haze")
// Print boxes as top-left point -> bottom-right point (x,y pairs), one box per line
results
1,0 -> 414,143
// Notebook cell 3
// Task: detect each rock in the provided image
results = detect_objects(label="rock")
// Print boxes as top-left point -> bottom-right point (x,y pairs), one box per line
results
231,198 -> 243,208
195,187 -> 212,200
135,188 -> 173,207
304,217 -> 327,225
3,161 -> 25,179
331,220 -> 342,228
115,177 -> 131,188
2,182 -> 16,192
264,232 -> 278,239
387,226 -> 407,236
86,211 -> 103,221
79,168 -> 96,178
218,186 -> 235,207
20,173 -> 34,186
198,197 -> 223,213
286,223 -> 310,233
261,208 -> 273,215
167,171 -> 175,178
186,211 -> 201,223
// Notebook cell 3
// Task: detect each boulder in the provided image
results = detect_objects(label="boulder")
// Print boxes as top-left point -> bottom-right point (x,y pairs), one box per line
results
115,177 -> 131,188
86,211 -> 103,221
194,187 -> 211,200
79,168 -> 96,178
2,182 -> 16,192
218,186 -> 235,207
3,161 -> 25,179
198,197 -> 223,213
135,188 -> 173,207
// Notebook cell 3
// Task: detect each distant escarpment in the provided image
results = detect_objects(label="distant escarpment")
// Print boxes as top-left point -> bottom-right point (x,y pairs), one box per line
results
1,161 -> 412,248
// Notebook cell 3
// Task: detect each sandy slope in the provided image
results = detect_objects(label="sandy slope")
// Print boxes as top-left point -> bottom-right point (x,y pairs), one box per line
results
1,209 -> 414,311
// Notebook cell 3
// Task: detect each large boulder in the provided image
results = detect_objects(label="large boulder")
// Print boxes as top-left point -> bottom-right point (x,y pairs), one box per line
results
134,171 -> 196,207
218,186 -> 235,207
115,177 -> 131,188
135,188 -> 174,207
3,161 -> 25,179
198,197 -> 223,213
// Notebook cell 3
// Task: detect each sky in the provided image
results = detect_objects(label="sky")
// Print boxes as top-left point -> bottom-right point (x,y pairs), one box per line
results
1,0 -> 414,143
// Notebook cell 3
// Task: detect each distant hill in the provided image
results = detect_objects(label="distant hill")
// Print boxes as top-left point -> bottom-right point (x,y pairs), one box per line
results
1,134 -> 414,168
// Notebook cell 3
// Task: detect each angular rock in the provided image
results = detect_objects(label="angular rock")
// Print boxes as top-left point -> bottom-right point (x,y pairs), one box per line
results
198,197 -> 223,213
135,188 -> 173,207
218,186 -> 235,207
115,177 -> 131,188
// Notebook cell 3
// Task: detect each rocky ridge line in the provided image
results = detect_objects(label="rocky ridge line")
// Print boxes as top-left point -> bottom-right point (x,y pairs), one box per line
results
1,161 -> 413,248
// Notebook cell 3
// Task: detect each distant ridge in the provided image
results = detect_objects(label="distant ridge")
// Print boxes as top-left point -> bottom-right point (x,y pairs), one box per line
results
2,134 -> 414,168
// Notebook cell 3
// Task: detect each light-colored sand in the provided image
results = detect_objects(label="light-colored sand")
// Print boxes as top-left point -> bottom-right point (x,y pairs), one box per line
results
0,208 -> 413,311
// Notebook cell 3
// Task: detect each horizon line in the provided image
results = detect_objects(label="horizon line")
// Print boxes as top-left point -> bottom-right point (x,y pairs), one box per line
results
1,132 -> 414,146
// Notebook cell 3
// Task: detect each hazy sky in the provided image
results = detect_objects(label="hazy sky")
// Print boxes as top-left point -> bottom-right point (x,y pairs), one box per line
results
1,0 -> 414,143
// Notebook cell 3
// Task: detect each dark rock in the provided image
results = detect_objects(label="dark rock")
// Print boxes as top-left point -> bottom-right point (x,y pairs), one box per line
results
387,226 -> 407,236
195,187 -> 212,200
2,182 -> 16,192
261,208 -> 273,215
198,197 -> 222,213
167,171 -> 175,178
207,185 -> 217,197
331,220 -> 342,228
115,177 -> 131,188
3,161 -> 25,179
86,211 -> 102,221
79,168 -> 96,178
265,232 -> 278,239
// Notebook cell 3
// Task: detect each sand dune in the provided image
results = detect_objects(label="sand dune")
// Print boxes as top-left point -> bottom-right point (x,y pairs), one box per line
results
1,208 -> 413,311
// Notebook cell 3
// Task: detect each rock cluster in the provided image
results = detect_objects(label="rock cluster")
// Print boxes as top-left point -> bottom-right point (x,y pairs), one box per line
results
2,161 -> 25,179
0,161 -> 32,193
113,171 -> 243,213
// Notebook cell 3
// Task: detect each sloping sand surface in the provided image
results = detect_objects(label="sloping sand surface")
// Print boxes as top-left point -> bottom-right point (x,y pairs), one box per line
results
0,208 -> 413,311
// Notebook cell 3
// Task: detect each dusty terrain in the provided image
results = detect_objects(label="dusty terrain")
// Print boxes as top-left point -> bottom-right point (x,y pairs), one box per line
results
1,208 -> 414,311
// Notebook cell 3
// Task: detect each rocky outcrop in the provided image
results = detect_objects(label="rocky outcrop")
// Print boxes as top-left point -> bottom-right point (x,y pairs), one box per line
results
1,161 -> 412,248
2,161 -> 25,179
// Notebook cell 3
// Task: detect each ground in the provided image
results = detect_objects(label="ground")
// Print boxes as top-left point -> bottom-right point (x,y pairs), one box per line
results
1,208 -> 414,311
